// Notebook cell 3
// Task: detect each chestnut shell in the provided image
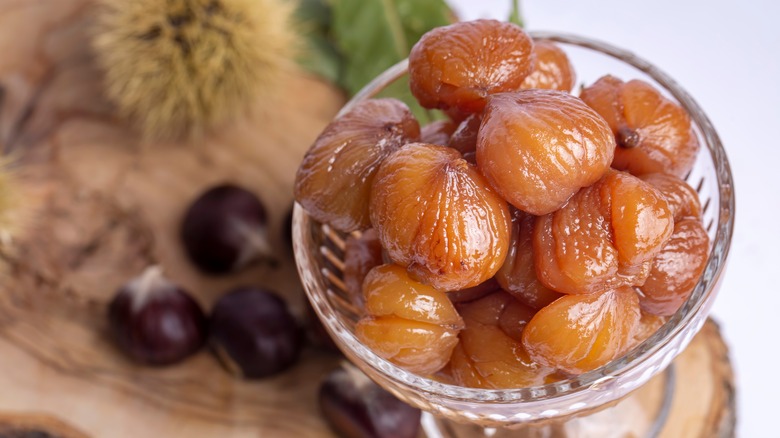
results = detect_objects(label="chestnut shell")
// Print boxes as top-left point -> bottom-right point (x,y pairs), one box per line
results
108,267 -> 207,366
210,287 -> 302,378
181,184 -> 274,275
319,366 -> 421,438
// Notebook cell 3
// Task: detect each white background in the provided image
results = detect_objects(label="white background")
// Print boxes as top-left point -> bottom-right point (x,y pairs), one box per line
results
448,1 -> 780,436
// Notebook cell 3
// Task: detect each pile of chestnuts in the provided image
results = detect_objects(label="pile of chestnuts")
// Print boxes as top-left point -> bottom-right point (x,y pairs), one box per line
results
106,183 -> 418,436
108,184 -> 297,377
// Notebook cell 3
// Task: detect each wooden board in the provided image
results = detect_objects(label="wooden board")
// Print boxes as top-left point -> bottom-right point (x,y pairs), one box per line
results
0,0 -> 735,436
0,0 -> 346,436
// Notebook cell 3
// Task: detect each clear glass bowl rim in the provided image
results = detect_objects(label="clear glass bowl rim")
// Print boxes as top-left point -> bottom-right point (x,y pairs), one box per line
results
293,31 -> 735,405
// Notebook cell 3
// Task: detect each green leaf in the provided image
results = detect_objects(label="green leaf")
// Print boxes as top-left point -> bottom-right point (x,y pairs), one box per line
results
295,0 -> 332,34
508,0 -> 525,27
375,75 -> 446,123
295,0 -> 345,83
298,34 -> 343,84
331,0 -> 453,96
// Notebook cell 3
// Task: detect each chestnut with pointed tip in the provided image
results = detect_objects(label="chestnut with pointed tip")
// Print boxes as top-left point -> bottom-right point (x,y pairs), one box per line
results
369,143 -> 511,291
108,266 -> 207,366
181,183 -> 277,275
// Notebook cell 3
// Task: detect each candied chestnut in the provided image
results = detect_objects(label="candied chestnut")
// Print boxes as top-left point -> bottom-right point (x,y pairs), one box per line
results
447,113 -> 481,155
181,183 -> 276,275
637,218 -> 710,316
520,40 -> 576,92
409,19 -> 534,114
370,143 -> 511,291
450,291 -> 555,388
319,364 -> 421,438
496,210 -> 563,309
446,277 -> 501,304
355,264 -> 464,375
449,343 -> 488,388
210,287 -> 302,378
362,264 -> 463,325
108,266 -> 207,366
640,173 -> 702,220
356,318 -> 458,375
630,312 -> 667,348
420,120 -> 456,146
477,90 -> 615,215
580,75 -> 700,177
534,170 -> 674,295
522,286 -> 641,374
295,98 -> 420,232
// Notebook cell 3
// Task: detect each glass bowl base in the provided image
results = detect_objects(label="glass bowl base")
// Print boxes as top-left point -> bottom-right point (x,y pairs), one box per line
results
419,319 -> 735,438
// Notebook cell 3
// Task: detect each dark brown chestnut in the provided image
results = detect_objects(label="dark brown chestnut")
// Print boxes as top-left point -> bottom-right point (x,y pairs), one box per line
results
319,364 -> 421,438
180,183 -> 277,275
108,266 -> 207,366
210,287 -> 302,378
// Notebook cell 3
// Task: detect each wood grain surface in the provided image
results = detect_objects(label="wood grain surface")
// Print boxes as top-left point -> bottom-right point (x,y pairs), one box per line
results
0,0 -> 735,437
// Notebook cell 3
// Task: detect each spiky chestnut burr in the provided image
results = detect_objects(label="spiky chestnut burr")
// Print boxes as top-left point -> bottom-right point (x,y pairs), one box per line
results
92,0 -> 298,139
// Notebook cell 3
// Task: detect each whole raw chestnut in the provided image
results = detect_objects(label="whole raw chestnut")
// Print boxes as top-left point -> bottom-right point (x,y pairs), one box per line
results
210,287 -> 302,378
180,183 -> 277,275
319,365 -> 421,438
108,266 -> 207,366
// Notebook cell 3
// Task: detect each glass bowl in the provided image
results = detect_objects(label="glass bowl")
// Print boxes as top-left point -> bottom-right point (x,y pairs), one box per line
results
293,31 -> 734,433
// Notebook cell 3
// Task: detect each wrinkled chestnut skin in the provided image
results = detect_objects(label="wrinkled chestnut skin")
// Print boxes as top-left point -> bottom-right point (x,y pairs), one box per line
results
409,19 -> 534,114
370,143 -> 511,291
496,210 -> 563,309
446,277 -> 501,304
451,291 -> 555,388
420,120 -> 457,146
520,40 -> 576,92
477,90 -> 615,215
210,287 -> 302,378
637,218 -> 710,316
630,312 -> 667,348
355,264 -> 464,375
447,113 -> 481,155
319,366 -> 421,438
362,265 -> 464,326
356,317 -> 460,375
522,286 -> 640,375
534,170 -> 674,295
640,173 -> 702,220
635,173 -> 707,315
108,266 -> 207,366
580,76 -> 700,177
295,98 -> 420,232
